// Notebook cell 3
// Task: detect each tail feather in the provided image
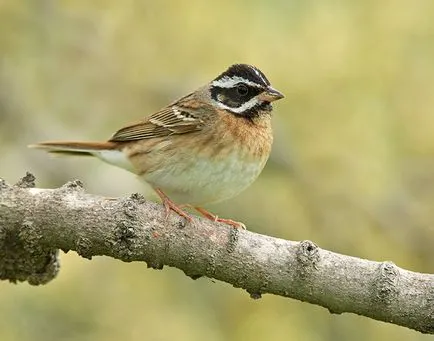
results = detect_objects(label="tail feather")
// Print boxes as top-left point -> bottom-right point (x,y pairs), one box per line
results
29,140 -> 135,172
29,141 -> 116,156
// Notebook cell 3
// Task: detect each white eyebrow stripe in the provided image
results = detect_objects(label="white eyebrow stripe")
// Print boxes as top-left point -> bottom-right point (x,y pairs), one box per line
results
211,76 -> 263,89
212,97 -> 260,113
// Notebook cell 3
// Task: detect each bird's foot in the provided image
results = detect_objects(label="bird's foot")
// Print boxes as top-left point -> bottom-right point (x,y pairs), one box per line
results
155,188 -> 193,223
194,207 -> 246,229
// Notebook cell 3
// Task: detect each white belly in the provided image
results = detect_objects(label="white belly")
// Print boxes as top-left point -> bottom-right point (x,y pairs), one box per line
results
142,151 -> 267,205
96,148 -> 267,205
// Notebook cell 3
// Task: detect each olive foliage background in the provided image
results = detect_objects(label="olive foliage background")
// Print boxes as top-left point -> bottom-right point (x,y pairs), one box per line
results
0,1 -> 433,340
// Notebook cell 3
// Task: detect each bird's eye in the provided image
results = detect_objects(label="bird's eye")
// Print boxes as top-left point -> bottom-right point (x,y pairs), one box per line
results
236,84 -> 249,96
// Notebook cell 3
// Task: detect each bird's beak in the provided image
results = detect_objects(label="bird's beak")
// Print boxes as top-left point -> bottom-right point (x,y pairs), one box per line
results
260,87 -> 285,102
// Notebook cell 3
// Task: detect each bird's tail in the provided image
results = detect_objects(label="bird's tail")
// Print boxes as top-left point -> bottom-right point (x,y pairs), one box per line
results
29,140 -> 135,172
29,141 -> 117,156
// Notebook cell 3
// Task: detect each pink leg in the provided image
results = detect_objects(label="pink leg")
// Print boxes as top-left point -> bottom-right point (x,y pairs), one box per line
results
194,207 -> 246,229
155,188 -> 192,222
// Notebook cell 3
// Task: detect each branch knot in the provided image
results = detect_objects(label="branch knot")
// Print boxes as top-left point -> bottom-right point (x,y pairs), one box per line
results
375,261 -> 400,304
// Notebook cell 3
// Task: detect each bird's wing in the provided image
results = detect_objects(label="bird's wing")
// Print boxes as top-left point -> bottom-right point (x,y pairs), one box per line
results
109,98 -> 205,142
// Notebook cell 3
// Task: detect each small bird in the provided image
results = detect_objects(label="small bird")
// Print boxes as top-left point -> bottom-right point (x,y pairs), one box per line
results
30,64 -> 284,228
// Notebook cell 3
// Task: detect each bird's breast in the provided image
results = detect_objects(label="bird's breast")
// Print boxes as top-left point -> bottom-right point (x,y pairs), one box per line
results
128,113 -> 273,205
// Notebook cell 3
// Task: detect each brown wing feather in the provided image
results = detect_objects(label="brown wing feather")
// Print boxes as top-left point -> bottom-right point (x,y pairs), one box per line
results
109,104 -> 205,142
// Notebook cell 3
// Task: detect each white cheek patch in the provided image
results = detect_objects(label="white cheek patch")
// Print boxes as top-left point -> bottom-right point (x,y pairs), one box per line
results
213,97 -> 260,114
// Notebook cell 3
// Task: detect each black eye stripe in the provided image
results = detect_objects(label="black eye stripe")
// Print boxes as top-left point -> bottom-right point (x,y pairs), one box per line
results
211,85 -> 263,108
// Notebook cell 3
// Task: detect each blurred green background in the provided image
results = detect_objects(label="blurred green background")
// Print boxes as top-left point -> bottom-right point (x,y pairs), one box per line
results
1,0 -> 433,340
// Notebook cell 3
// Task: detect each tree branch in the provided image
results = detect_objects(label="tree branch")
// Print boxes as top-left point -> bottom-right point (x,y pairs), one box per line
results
0,173 -> 433,334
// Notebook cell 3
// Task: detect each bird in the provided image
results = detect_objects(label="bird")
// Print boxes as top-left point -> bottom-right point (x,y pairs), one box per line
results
30,64 -> 284,229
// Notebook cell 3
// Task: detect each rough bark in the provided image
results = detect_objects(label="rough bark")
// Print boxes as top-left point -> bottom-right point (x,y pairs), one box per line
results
0,173 -> 433,334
